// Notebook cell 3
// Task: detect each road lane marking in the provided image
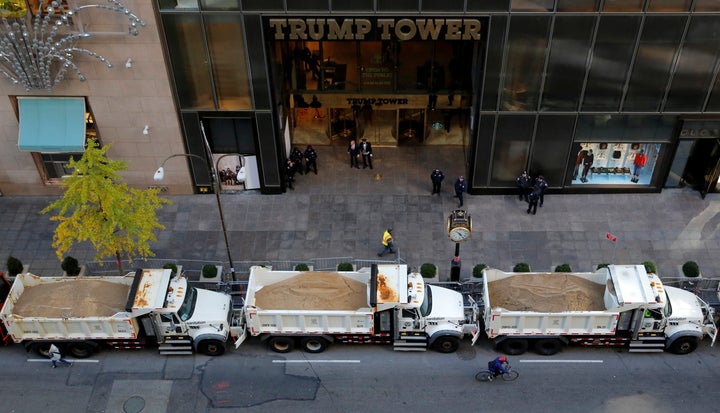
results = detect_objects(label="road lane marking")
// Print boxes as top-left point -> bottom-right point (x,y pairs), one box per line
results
272,360 -> 360,363
519,359 -> 603,363
28,359 -> 99,363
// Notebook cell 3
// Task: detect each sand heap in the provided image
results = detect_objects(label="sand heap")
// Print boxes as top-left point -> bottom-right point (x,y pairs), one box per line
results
488,273 -> 606,312
254,271 -> 368,311
12,279 -> 131,318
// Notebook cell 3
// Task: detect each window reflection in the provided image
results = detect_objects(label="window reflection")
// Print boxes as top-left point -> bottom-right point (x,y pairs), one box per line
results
557,0 -> 598,11
511,0 -> 554,11
502,16 -> 549,111
603,0 -> 644,12
205,15 -> 252,110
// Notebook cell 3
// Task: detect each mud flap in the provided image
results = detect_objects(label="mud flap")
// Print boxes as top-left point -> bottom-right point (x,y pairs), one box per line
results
232,326 -> 247,349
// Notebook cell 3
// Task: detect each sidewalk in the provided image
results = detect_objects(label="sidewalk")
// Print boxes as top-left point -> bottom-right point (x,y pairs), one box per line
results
1,145 -> 719,280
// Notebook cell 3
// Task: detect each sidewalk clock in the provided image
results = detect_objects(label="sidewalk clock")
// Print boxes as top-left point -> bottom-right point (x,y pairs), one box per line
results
447,209 -> 472,242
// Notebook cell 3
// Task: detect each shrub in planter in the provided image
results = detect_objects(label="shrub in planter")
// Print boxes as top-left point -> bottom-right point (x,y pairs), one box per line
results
420,263 -> 437,278
337,262 -> 354,271
61,256 -> 81,276
596,263 -> 610,270
294,263 -> 310,271
554,263 -> 572,272
472,264 -> 487,278
513,262 -> 530,272
682,261 -> 700,278
202,264 -> 218,278
162,263 -> 178,275
643,261 -> 657,274
7,256 -> 23,277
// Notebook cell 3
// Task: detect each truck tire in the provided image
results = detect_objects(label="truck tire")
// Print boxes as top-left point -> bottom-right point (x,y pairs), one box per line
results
198,339 -> 226,356
668,336 -> 698,354
268,336 -> 295,353
68,342 -> 94,358
533,339 -> 563,356
433,336 -> 459,353
499,338 -> 529,355
32,342 -> 53,357
300,337 -> 329,353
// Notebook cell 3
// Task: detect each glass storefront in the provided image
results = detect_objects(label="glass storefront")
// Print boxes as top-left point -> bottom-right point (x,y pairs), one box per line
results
570,143 -> 660,185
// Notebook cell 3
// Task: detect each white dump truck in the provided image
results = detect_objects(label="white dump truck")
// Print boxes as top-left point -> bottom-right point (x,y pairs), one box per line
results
0,269 -> 235,357
482,265 -> 717,355
232,263 -> 474,353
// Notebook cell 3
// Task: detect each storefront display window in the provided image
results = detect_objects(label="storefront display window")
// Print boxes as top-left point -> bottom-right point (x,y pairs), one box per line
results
571,143 -> 660,185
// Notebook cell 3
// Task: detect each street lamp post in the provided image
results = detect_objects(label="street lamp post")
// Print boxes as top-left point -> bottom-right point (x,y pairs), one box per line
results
153,153 -> 236,281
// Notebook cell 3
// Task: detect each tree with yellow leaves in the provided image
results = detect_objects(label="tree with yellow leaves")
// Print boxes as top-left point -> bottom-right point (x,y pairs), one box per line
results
42,139 -> 170,274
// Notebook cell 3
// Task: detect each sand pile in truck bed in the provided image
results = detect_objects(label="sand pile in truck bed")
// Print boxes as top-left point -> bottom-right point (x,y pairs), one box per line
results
254,271 -> 368,311
12,279 -> 131,318
488,273 -> 606,312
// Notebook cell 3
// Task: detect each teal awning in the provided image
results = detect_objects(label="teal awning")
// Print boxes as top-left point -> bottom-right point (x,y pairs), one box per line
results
18,97 -> 86,152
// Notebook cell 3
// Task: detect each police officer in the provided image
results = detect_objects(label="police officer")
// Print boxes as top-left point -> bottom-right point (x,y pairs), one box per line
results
304,145 -> 318,174
454,176 -> 467,208
516,171 -> 532,202
527,187 -> 541,215
285,159 -> 296,190
534,175 -> 549,207
290,147 -> 304,175
430,169 -> 445,195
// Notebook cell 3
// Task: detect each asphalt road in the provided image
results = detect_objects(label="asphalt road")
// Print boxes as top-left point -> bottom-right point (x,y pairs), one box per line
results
1,338 -> 718,413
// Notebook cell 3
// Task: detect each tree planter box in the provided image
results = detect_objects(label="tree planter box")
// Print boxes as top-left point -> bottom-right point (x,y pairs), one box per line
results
200,265 -> 223,283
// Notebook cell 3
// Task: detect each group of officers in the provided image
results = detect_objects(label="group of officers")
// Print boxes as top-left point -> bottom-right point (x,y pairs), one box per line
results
516,171 -> 548,215
285,145 -> 318,190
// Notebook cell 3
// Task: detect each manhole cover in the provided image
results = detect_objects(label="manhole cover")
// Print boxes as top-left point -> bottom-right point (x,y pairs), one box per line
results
123,396 -> 145,413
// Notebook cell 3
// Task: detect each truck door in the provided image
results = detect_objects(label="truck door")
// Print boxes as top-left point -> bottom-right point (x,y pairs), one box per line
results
395,308 -> 422,337
151,313 -> 188,338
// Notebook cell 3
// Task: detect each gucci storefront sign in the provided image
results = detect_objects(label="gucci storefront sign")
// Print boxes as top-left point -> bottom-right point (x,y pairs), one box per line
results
680,128 -> 720,138
268,18 -> 482,41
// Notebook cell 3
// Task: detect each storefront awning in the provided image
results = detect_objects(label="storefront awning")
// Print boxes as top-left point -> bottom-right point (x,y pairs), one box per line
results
18,97 -> 86,152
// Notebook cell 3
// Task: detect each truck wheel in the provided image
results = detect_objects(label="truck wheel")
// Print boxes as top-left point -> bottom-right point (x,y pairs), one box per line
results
533,339 -> 562,356
68,342 -> 94,358
668,337 -> 698,354
433,336 -> 459,353
198,339 -> 226,356
300,337 -> 329,353
32,342 -> 53,357
499,338 -> 529,355
268,336 -> 294,353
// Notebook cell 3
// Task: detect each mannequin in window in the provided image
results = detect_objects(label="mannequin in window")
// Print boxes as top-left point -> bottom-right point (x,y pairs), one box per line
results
573,148 -> 588,180
632,149 -> 647,183
580,149 -> 594,183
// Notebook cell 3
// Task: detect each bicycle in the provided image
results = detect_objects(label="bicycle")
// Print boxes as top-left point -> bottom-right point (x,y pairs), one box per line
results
475,365 -> 519,382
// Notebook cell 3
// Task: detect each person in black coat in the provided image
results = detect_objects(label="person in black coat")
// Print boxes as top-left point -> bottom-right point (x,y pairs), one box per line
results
534,175 -> 549,207
285,159 -> 296,190
516,171 -> 532,202
360,138 -> 373,169
430,169 -> 445,195
290,147 -> 304,175
527,187 -> 541,215
454,176 -> 467,207
580,150 -> 594,182
304,145 -> 318,174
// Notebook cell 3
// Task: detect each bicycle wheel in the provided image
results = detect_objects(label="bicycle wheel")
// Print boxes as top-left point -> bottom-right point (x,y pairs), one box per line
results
502,370 -> 519,381
475,371 -> 493,382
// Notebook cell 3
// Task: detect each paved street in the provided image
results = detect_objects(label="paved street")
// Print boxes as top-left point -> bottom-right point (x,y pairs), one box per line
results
1,145 -> 720,280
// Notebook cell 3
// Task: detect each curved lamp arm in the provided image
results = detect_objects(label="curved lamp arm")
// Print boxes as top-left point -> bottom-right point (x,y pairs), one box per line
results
154,153 -> 209,182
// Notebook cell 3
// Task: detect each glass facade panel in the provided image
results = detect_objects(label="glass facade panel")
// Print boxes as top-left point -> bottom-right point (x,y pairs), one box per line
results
603,0 -> 645,12
491,115 -> 534,186
162,14 -> 214,110
623,16 -> 686,112
378,0 -> 419,11
240,0 -> 283,10
287,0 -> 330,11
706,74 -> 720,111
582,16 -> 641,111
359,42 -> 395,91
472,115 -> 496,186
331,0 -> 373,10
501,16 -> 550,111
159,0 -> 198,9
666,16 -> 720,111
468,0 -> 509,11
511,0 -> 553,11
648,0 -> 692,11
557,0 -> 598,11
397,42 -> 436,91
422,0 -> 465,11
322,42 -> 358,91
205,15 -> 252,110
541,16 -> 594,111
695,0 -> 720,11
531,116 -> 575,186
482,16 -> 507,111
200,0 -> 239,10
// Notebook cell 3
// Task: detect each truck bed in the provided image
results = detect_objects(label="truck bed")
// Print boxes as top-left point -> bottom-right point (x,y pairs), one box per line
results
245,268 -> 374,335
0,273 -> 139,342
483,269 -> 618,338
